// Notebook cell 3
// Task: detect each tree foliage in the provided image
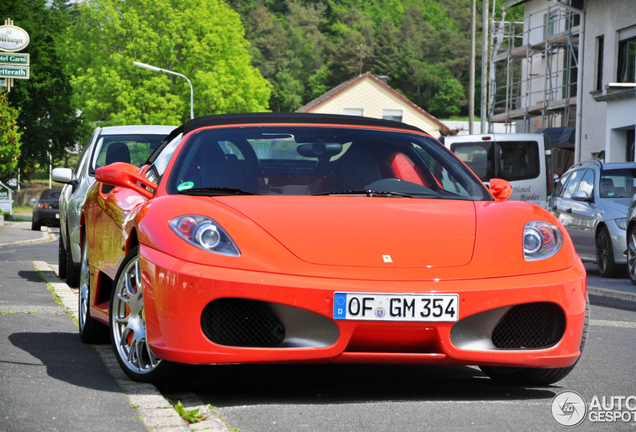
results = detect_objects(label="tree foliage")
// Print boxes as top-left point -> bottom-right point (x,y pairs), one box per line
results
229,0 -> 523,117
0,0 -> 79,178
0,90 -> 22,182
62,0 -> 271,126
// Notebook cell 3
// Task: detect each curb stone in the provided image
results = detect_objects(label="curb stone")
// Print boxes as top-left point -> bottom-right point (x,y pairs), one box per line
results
33,261 -> 232,432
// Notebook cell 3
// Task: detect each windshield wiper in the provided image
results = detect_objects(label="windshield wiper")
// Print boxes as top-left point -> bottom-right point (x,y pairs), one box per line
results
178,187 -> 258,196
313,189 -> 419,198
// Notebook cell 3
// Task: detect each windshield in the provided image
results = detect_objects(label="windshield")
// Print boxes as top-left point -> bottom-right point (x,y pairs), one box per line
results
90,134 -> 168,174
600,169 -> 636,198
166,126 -> 492,201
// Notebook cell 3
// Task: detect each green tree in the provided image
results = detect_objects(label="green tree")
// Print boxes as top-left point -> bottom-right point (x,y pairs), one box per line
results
0,0 -> 80,178
63,0 -> 271,126
0,90 -> 22,182
429,75 -> 464,117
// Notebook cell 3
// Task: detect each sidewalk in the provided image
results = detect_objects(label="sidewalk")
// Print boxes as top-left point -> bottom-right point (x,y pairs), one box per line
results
0,220 -> 56,247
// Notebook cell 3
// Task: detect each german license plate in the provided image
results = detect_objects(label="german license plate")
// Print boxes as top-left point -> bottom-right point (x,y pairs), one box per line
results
333,292 -> 459,322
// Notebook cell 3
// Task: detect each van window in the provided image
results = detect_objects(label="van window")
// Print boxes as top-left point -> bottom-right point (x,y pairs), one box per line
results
449,143 -> 493,181
498,141 -> 540,181
450,140 -> 540,182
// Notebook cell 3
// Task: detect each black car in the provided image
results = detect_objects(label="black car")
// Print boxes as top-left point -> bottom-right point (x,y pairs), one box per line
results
31,188 -> 62,231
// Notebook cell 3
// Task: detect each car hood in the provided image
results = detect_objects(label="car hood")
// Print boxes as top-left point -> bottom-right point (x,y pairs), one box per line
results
220,197 -> 476,268
597,197 -> 631,215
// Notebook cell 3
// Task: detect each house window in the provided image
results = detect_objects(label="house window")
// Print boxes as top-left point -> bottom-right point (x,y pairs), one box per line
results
596,36 -> 604,91
343,108 -> 364,116
618,26 -> 636,83
382,109 -> 403,122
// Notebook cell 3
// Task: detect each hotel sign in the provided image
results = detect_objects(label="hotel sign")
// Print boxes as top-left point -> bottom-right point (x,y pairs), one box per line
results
0,52 -> 29,65
0,25 -> 29,52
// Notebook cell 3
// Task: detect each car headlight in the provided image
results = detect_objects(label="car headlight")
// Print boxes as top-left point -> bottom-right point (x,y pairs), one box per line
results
615,218 -> 628,230
523,221 -> 562,261
169,215 -> 240,256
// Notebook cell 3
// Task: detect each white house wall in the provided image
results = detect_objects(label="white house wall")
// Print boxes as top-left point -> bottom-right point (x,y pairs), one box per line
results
307,79 -> 443,136
604,98 -> 636,162
581,0 -> 636,161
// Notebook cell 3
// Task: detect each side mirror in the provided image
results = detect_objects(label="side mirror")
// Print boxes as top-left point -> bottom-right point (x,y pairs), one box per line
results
489,178 -> 512,202
52,167 -> 73,184
30,198 -> 36,204
571,190 -> 591,202
95,162 -> 157,200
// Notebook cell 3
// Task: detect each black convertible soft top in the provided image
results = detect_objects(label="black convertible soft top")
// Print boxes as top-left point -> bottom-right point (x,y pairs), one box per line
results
182,112 -> 425,135
147,112 -> 427,165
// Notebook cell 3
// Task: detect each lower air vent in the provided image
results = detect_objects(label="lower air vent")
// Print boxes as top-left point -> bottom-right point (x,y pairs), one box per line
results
492,302 -> 565,349
201,298 -> 286,347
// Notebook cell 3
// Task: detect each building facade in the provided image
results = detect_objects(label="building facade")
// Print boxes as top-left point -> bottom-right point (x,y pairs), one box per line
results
296,73 -> 447,137
582,0 -> 636,162
496,0 -> 636,165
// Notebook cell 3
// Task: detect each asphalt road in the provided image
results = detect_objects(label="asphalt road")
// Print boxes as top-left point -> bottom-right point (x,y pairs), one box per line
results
0,232 -> 635,432
0,234 -> 149,432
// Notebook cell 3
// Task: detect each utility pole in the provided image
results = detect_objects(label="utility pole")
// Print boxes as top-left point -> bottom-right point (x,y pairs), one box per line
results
469,0 -> 476,134
358,44 -> 364,76
481,0 -> 489,133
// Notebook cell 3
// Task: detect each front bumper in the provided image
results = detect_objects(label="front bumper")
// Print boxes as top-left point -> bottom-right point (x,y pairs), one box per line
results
607,219 -> 628,264
140,246 -> 587,369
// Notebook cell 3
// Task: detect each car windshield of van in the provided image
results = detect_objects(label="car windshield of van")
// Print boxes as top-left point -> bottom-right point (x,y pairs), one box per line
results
166,126 -> 493,201
599,169 -> 636,198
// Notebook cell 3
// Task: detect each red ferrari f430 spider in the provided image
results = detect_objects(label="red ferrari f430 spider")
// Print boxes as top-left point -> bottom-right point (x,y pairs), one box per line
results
78,113 -> 588,385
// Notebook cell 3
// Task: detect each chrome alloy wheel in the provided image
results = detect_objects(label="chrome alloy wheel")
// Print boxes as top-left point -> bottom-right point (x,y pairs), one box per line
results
78,236 -> 90,331
111,255 -> 161,375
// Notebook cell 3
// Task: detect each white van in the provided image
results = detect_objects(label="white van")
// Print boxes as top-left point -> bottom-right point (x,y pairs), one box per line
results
439,133 -> 554,207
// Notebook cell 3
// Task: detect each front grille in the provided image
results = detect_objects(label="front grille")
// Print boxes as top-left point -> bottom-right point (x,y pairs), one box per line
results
201,298 -> 286,347
491,303 -> 565,349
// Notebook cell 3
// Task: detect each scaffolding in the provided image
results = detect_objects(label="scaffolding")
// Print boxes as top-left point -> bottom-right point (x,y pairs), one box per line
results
490,4 -> 582,133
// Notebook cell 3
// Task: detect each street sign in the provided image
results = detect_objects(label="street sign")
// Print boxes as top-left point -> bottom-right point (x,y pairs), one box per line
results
0,78 -> 5,86
0,65 -> 29,79
0,52 -> 28,66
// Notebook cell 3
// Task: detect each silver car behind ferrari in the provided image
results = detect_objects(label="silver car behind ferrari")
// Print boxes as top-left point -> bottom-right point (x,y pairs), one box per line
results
549,160 -> 636,278
52,125 -> 176,287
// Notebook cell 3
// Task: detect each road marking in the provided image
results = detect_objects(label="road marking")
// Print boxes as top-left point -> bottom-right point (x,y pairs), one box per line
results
590,319 -> 636,329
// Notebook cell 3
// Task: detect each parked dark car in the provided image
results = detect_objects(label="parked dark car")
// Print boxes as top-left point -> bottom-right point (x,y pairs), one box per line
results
31,188 -> 62,231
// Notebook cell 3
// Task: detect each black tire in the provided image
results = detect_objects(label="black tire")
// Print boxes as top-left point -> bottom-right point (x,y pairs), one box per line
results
627,225 -> 636,285
110,246 -> 176,383
78,232 -> 109,344
596,226 -> 622,278
31,221 -> 41,231
58,233 -> 67,279
65,227 -> 80,288
480,299 -> 590,386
